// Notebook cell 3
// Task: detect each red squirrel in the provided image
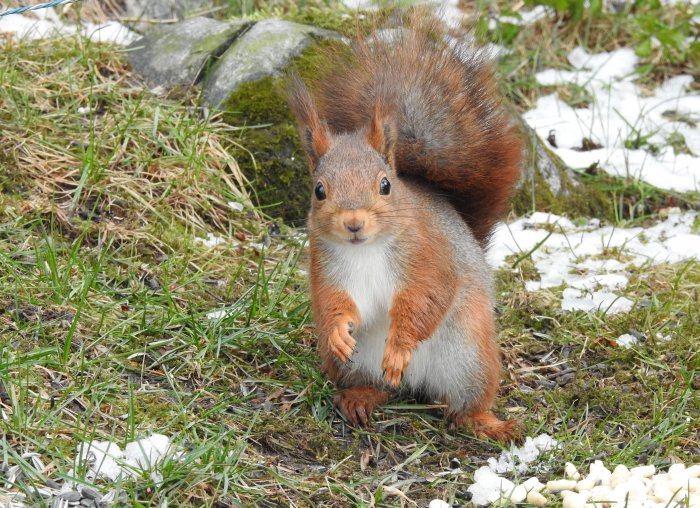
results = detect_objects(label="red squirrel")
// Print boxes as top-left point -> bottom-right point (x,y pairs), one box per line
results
287,12 -> 523,442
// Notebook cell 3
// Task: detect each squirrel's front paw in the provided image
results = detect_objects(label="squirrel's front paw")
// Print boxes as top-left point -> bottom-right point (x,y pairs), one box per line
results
381,343 -> 412,387
327,317 -> 356,364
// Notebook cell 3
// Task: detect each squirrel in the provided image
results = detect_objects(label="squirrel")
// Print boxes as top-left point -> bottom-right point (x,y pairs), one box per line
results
286,11 -> 523,442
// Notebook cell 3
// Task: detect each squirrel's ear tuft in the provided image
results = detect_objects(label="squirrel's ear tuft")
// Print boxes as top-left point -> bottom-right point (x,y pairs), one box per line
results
367,100 -> 396,166
286,73 -> 331,173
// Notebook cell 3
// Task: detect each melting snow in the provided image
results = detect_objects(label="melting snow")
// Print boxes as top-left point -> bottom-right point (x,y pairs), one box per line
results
76,434 -> 175,481
616,333 -> 639,348
486,434 -> 558,475
488,209 -> 700,313
466,434 -> 557,505
0,8 -> 137,45
524,47 -> 700,193
195,232 -> 227,248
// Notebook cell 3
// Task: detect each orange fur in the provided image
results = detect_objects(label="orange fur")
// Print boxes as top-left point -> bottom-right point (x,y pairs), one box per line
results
292,11 -> 521,442
310,237 -> 360,368
446,289 -> 517,442
334,386 -> 389,426
306,11 -> 524,246
382,224 -> 457,386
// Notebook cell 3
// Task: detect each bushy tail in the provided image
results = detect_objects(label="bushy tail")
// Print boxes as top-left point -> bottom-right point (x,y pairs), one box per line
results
308,11 -> 523,245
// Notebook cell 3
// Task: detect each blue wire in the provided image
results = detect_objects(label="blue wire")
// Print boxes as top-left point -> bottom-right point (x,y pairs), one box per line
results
0,0 -> 79,18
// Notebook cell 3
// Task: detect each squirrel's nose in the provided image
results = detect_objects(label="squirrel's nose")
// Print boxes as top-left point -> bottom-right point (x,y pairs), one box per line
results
345,221 -> 364,233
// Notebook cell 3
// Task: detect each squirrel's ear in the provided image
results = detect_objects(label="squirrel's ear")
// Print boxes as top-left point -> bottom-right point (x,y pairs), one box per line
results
286,73 -> 331,173
367,100 -> 396,166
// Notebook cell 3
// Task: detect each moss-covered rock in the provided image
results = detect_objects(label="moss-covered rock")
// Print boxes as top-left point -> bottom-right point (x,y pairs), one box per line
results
203,19 -> 339,107
127,17 -> 250,87
512,113 -> 615,220
220,39 -> 349,225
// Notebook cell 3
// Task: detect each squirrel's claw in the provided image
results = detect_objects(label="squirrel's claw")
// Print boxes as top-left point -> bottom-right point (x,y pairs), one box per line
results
328,321 -> 356,364
381,343 -> 411,387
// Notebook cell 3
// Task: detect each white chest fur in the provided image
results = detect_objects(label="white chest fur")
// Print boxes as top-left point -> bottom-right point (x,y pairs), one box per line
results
323,240 -> 397,327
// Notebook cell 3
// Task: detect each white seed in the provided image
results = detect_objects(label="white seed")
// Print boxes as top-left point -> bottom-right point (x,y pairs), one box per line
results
625,478 -> 649,501
630,465 -> 656,478
509,485 -> 528,503
560,490 -> 577,498
610,464 -> 631,488
686,465 -> 700,478
547,480 -> 578,492
562,492 -> 587,508
590,460 -> 612,485
527,491 -> 548,507
566,462 -> 582,481
428,500 -> 450,508
689,492 -> 700,507
576,476 -> 596,492
576,489 -> 591,501
590,485 -> 613,502
523,477 -> 545,493
653,483 -> 675,502
687,477 -> 700,492
669,464 -> 687,476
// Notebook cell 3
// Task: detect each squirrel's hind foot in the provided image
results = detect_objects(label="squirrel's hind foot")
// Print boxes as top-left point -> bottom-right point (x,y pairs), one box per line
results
334,386 -> 390,427
450,410 -> 520,443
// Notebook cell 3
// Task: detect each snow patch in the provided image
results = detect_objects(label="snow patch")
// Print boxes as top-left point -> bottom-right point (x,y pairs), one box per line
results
0,8 -> 137,45
76,434 -> 175,481
195,232 -> 227,248
616,333 -> 639,348
488,209 -> 700,314
486,434 -> 559,475
524,47 -> 700,193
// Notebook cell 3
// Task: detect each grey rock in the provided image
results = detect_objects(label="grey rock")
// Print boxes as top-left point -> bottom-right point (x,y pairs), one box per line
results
510,110 -> 583,205
203,19 -> 338,107
518,118 -> 574,196
122,0 -> 213,23
127,17 -> 250,88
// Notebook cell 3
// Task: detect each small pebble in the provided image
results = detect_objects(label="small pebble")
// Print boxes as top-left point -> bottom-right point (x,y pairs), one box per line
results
429,500 -> 450,508
449,458 -> 461,469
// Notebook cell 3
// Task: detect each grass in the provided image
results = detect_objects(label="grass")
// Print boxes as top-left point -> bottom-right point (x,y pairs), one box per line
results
1,3 -> 699,507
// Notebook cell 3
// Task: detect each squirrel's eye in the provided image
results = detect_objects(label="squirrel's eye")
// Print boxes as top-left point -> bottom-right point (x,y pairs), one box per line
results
314,182 -> 326,201
379,177 -> 391,196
